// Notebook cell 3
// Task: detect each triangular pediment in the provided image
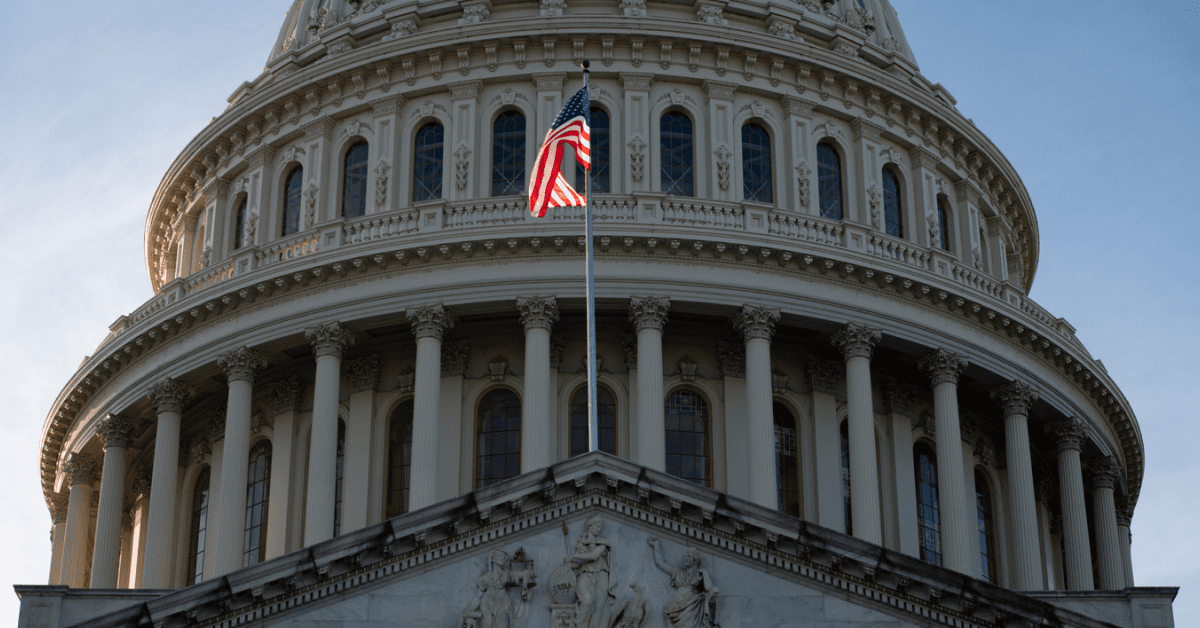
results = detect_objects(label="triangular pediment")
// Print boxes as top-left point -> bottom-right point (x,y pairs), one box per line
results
76,454 -> 1116,628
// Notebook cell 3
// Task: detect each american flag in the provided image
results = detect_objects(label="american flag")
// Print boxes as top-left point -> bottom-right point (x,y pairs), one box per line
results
529,86 -> 590,217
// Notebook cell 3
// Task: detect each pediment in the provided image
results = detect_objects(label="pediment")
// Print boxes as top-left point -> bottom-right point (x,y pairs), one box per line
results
80,454 -> 1114,628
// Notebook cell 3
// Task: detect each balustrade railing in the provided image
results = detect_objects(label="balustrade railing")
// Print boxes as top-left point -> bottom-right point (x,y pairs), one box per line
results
662,201 -> 744,230
256,232 -> 321,267
445,201 -> 527,228
343,211 -> 419,244
767,213 -> 843,246
950,262 -> 1002,298
548,199 -> 638,221
184,262 -> 236,296
866,234 -> 931,271
129,293 -> 170,325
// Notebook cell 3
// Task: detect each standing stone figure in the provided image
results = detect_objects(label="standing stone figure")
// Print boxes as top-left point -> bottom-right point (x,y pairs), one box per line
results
563,515 -> 613,628
647,537 -> 719,628
462,548 -> 536,628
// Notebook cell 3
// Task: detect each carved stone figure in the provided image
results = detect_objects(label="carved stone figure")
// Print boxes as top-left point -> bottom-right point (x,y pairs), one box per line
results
462,548 -> 536,628
303,183 -> 318,229
564,515 -> 614,628
647,538 -> 719,628
627,137 -> 647,182
607,584 -> 649,628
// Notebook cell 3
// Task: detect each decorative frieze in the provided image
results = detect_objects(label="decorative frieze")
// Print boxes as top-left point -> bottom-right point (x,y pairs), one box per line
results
717,341 -> 745,378
269,376 -> 304,412
345,354 -> 382,391
307,321 -> 356,359
442,340 -> 471,376
806,358 -> 840,395
885,378 -> 920,417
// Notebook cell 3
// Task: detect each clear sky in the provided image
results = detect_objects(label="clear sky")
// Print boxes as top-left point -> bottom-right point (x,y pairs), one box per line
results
0,0 -> 1195,625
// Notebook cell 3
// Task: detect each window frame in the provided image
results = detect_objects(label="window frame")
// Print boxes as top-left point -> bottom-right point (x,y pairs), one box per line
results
817,141 -> 845,220
660,110 -> 696,197
914,441 -> 942,566
475,386 -> 523,488
341,141 -> 369,219
243,438 -> 272,568
232,195 -> 248,251
882,167 -> 904,238
741,122 -> 773,203
975,468 -> 998,583
936,196 -> 952,252
664,387 -> 711,487
568,384 -> 618,457
185,466 -> 211,586
386,398 -> 415,519
491,109 -> 527,197
413,121 -> 446,203
773,401 -> 800,516
281,165 -> 304,237
575,106 -> 611,194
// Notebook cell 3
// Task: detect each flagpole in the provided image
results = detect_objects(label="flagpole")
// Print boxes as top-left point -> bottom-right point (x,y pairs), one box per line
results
582,60 -> 599,454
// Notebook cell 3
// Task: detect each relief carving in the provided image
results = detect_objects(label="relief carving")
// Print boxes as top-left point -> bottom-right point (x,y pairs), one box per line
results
647,538 -> 719,628
462,548 -> 537,628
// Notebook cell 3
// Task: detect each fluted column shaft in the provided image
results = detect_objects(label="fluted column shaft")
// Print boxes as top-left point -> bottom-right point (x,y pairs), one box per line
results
518,297 -> 558,470
304,325 -> 353,545
48,495 -> 68,585
1089,457 -> 1125,590
992,381 -> 1042,589
630,298 -> 670,471
60,454 -> 98,588
920,349 -> 972,574
1117,503 -> 1134,587
211,347 -> 266,575
1048,417 -> 1094,590
91,415 -> 137,588
409,306 -> 452,510
736,304 -> 780,509
143,378 -> 194,588
833,323 -> 882,544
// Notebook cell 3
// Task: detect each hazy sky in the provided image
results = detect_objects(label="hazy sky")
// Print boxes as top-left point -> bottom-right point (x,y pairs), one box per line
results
0,0 -> 1196,625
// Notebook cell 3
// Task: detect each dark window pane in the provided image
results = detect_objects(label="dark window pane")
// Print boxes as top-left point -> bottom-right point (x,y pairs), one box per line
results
476,389 -> 522,487
660,112 -> 694,196
233,197 -> 247,250
243,440 -> 272,568
282,166 -> 303,236
937,197 -> 952,251
386,400 -> 415,518
976,470 -> 997,583
413,123 -> 444,202
817,143 -> 843,220
333,420 -> 345,537
492,111 -> 526,196
841,421 -> 852,535
186,467 -> 210,585
569,385 -> 617,457
742,123 -> 773,203
665,390 -> 708,486
883,168 -> 903,238
914,443 -> 942,566
575,108 -> 610,194
774,403 -> 799,516
342,141 -> 369,218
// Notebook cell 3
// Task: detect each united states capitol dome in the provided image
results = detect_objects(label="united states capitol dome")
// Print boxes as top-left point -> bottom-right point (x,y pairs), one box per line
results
20,1 -> 1175,627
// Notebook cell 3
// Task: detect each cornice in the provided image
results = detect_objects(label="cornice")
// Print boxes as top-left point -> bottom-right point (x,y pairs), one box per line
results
47,217 -> 1138,514
143,13 -> 1039,295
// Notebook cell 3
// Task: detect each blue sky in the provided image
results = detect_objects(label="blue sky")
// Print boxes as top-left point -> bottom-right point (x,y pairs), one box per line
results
0,0 -> 1195,625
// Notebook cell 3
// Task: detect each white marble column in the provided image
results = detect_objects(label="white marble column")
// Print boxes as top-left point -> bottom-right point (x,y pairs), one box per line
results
732,305 -> 781,509
1046,417 -> 1094,591
90,415 -> 138,588
143,378 -> 195,588
59,453 -> 98,588
991,380 -> 1042,590
1116,496 -> 1135,587
211,347 -> 267,576
919,349 -> 972,575
1088,456 -> 1126,590
304,323 -> 355,545
518,297 -> 559,470
629,297 -> 670,472
48,494 -> 68,585
832,323 -> 883,544
408,306 -> 453,510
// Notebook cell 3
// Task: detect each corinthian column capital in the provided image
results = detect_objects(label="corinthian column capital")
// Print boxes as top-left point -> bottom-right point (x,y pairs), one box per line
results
1045,417 -> 1086,452
51,492 -> 70,523
217,346 -> 268,383
628,297 -> 670,332
1087,456 -> 1122,490
831,322 -> 882,360
990,380 -> 1038,417
733,305 -> 781,341
408,305 -> 454,340
96,414 -> 140,450
64,453 -> 99,486
148,377 -> 195,415
516,296 -> 560,332
306,321 -> 356,358
918,349 -> 968,386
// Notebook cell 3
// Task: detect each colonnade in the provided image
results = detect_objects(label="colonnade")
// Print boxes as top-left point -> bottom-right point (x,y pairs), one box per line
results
51,299 -> 1134,593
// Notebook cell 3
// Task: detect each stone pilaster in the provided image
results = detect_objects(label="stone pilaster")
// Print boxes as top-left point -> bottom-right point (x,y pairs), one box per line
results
733,305 -> 781,509
832,322 -> 882,544
408,306 -> 454,509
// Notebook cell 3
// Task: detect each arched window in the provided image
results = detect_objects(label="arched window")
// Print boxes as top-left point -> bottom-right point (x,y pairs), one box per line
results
185,467 -> 210,586
936,197 -> 952,251
840,420 -> 852,535
476,388 -> 522,487
665,389 -> 709,486
570,385 -> 616,457
333,419 -> 346,537
342,141 -> 369,218
774,402 -> 799,516
243,440 -> 272,568
413,122 -> 445,202
281,166 -> 303,236
576,107 -> 610,194
233,196 -> 248,250
386,400 -> 414,518
817,142 -> 844,220
976,469 -> 997,583
492,111 -> 526,196
978,228 -> 989,272
742,123 -> 772,203
914,442 -> 942,566
882,168 -> 903,237
660,111 -> 694,196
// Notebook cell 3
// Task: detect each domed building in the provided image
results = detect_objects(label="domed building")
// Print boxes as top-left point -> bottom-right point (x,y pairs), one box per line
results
16,1 -> 1178,627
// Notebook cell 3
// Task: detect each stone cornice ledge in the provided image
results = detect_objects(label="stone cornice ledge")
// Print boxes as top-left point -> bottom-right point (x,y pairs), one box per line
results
61,453 -> 1120,628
